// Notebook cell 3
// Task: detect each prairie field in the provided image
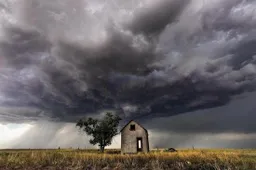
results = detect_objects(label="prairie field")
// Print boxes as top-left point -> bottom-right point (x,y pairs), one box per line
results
0,148 -> 255,170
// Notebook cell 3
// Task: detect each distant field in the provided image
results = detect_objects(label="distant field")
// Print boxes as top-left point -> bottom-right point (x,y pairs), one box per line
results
0,149 -> 255,170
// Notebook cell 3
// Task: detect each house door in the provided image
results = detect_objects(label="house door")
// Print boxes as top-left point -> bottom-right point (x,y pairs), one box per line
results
137,137 -> 143,152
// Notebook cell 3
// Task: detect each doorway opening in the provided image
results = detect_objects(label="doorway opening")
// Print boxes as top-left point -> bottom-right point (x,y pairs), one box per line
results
137,137 -> 143,152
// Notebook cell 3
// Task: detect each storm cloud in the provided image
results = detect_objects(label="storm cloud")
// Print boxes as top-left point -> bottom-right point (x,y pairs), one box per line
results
0,0 -> 256,127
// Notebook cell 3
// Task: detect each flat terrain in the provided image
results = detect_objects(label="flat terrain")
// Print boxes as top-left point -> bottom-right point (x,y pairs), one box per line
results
0,149 -> 255,170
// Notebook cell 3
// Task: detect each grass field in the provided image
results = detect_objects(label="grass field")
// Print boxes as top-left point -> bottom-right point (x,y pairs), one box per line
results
0,149 -> 255,170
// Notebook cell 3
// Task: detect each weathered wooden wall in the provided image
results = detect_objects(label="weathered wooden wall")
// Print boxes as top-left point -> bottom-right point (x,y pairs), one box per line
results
121,121 -> 149,154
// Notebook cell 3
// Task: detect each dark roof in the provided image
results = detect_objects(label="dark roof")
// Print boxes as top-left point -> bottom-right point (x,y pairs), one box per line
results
120,120 -> 148,134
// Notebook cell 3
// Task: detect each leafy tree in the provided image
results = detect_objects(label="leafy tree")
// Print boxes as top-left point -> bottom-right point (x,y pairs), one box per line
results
76,112 -> 121,153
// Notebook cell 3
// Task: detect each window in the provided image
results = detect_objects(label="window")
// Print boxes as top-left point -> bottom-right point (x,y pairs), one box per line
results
130,124 -> 135,131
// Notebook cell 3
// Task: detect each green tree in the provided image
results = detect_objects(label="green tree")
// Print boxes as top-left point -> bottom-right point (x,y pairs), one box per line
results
76,112 -> 121,153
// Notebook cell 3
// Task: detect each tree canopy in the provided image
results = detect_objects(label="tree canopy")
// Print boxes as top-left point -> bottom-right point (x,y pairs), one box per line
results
76,112 -> 121,152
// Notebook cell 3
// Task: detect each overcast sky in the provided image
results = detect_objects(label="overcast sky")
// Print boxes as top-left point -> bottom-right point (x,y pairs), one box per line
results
0,0 -> 256,149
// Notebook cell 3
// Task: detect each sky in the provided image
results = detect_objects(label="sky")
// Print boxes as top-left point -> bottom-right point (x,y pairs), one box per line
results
0,0 -> 256,149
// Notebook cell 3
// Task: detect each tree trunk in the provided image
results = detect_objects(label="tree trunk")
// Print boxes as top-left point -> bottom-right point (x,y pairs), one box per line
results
100,132 -> 105,153
100,145 -> 105,153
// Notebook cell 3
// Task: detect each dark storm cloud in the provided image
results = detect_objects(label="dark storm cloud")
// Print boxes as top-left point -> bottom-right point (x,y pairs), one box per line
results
143,92 -> 256,134
128,0 -> 189,35
0,0 -> 256,125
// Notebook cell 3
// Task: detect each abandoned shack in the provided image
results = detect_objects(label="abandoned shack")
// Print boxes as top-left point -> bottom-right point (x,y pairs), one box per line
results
120,120 -> 149,154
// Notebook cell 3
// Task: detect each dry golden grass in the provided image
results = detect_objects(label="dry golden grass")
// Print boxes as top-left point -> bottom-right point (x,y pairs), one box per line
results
0,149 -> 255,170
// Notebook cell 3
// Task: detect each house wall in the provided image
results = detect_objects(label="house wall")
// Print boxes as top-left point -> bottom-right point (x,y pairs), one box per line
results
121,121 -> 149,154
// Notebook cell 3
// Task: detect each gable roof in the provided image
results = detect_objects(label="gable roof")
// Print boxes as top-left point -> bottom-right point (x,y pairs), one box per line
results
120,120 -> 148,134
